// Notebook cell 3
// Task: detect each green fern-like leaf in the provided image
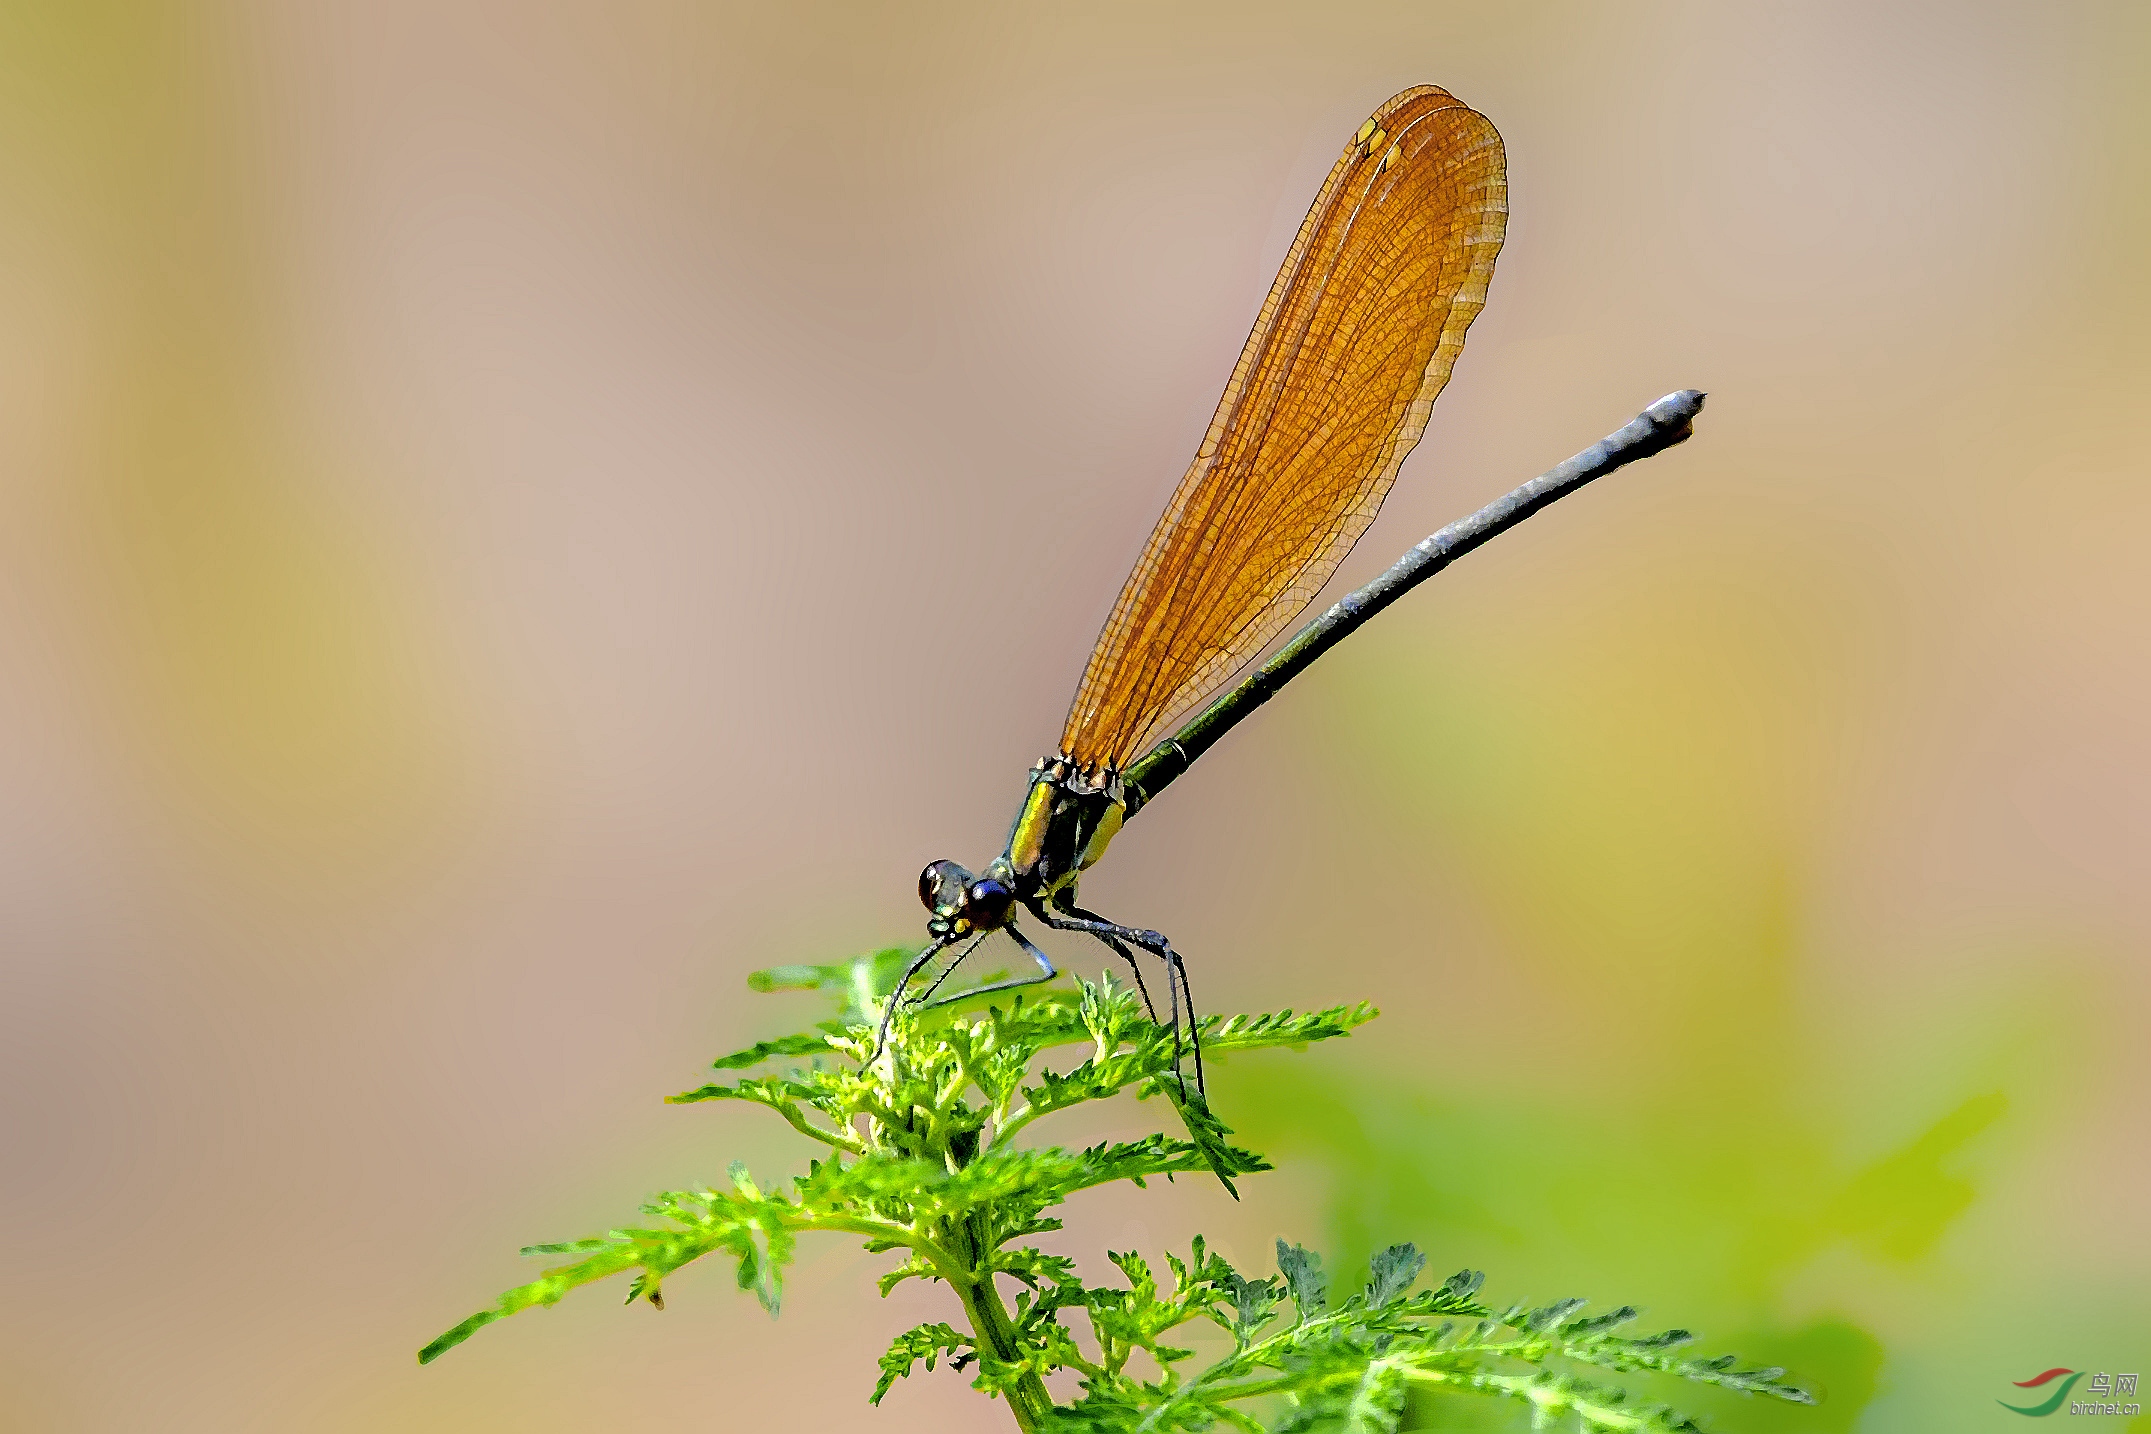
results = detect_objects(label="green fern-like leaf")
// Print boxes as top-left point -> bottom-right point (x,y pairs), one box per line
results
873,1321 -> 973,1404
421,962 -> 1811,1434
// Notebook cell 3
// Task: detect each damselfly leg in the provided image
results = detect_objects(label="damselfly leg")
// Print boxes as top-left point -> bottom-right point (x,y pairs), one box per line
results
915,922 -> 1058,1009
872,933 -> 953,1064
911,931 -> 989,1007
875,917 -> 1175,1083
1066,923 -> 1161,1029
1035,905 -> 1203,1095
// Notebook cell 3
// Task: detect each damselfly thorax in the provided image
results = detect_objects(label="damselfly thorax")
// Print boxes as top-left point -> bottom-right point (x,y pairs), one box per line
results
921,757 -> 1125,940
906,751 -> 1193,1078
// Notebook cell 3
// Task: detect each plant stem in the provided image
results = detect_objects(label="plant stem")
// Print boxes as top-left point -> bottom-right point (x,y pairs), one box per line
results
945,1211 -> 1057,1432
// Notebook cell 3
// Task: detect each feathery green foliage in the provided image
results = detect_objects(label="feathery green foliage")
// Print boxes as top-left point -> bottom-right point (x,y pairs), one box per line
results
421,950 -> 1814,1433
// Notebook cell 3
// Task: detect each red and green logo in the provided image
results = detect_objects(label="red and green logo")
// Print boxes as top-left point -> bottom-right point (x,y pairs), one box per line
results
2001,1369 -> 2082,1417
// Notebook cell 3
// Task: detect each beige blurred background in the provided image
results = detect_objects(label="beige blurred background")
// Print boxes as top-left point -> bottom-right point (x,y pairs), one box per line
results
2,2 -> 2146,1431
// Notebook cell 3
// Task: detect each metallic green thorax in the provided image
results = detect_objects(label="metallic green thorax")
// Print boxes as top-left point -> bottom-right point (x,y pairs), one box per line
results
989,758 -> 1126,905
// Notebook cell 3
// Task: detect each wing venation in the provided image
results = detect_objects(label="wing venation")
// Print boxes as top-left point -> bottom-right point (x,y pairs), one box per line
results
1058,86 -> 1507,773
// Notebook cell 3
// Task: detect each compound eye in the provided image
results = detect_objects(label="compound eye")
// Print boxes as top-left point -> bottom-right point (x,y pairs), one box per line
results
966,877 -> 1014,927
920,860 -> 972,912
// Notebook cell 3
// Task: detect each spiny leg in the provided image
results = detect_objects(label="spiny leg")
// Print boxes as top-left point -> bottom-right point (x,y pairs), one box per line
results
916,920 -> 1057,1009
1051,890 -> 1160,1026
1058,901 -> 1174,1066
1034,905 -> 1204,1096
874,934 -> 952,1064
912,930 -> 989,1007
1164,940 -> 1203,1096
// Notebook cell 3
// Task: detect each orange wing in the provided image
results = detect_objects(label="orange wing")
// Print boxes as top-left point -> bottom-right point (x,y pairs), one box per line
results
1058,86 -> 1506,773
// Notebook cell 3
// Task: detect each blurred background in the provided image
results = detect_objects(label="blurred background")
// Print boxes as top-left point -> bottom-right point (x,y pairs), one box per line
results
2,2 -> 2146,1430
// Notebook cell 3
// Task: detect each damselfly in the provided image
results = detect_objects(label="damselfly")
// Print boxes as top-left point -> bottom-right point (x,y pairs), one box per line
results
886,85 -> 1702,1086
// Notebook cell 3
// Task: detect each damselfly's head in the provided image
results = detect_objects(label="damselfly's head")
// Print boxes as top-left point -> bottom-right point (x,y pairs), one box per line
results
919,858 -> 1014,938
